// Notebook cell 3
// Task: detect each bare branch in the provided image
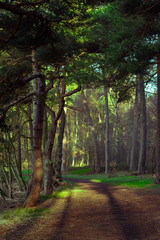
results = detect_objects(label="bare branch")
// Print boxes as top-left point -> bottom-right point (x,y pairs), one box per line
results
0,2 -> 47,21
0,92 -> 36,123
62,80 -> 81,98
138,1 -> 160,15
6,16 -> 22,42
21,73 -> 45,85
65,105 -> 85,112
45,105 -> 55,121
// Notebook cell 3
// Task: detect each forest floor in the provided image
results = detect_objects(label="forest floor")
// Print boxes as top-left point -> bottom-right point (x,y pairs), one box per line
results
0,178 -> 160,240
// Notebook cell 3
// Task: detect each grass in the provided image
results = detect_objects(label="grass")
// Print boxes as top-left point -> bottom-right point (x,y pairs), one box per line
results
22,167 -> 160,189
69,167 -> 93,175
39,183 -> 85,200
2,207 -> 50,222
1,182 -> 84,223
63,168 -> 160,189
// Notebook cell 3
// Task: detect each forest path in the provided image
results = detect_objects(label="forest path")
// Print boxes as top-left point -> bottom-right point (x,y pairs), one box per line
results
1,178 -> 160,240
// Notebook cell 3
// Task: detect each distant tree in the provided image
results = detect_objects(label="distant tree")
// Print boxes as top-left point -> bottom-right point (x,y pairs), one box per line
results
130,84 -> 139,172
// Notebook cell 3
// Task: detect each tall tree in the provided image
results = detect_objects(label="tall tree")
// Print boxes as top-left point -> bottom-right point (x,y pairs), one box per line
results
155,54 -> 160,182
130,84 -> 139,172
104,85 -> 110,174
54,109 -> 66,182
138,75 -> 147,174
24,51 -> 45,207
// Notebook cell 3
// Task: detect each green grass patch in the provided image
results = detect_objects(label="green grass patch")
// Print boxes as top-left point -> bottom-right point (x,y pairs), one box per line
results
39,182 -> 85,200
63,173 -> 160,189
2,182 -> 85,223
70,168 -> 93,175
2,207 -> 50,223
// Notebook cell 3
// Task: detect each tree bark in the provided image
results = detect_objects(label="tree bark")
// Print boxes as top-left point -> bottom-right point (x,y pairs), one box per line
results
43,109 -> 57,195
55,109 -> 66,182
104,85 -> 110,174
115,93 -> 120,164
138,75 -> 147,174
24,49 -> 45,207
72,111 -> 78,166
155,55 -> 160,182
130,85 -> 139,172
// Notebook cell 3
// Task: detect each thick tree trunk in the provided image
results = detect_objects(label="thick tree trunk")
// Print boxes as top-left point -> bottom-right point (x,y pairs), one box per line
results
130,85 -> 139,172
24,49 -> 45,207
155,55 -> 160,182
82,90 -> 100,172
138,75 -> 147,174
55,109 -> 66,182
104,85 -> 110,174
43,116 -> 57,194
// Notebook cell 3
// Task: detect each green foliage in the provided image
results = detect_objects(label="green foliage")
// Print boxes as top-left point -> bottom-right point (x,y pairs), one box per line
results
22,169 -> 31,182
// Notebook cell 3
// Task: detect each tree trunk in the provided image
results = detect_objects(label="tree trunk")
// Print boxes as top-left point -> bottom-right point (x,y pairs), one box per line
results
43,110 -> 48,152
43,115 -> 57,195
115,94 -> 120,164
72,111 -> 78,166
55,109 -> 66,182
130,85 -> 139,172
17,108 -> 22,176
104,85 -> 110,174
24,49 -> 45,207
138,75 -> 147,174
82,90 -> 100,172
155,55 -> 160,182
62,121 -> 67,172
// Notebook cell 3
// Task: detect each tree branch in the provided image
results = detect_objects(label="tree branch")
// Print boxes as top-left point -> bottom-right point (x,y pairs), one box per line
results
65,105 -> 85,112
14,0 -> 49,8
21,73 -> 45,85
0,2 -> 47,21
62,80 -> 81,98
138,1 -> 160,15
0,92 -> 36,123
45,105 -> 55,122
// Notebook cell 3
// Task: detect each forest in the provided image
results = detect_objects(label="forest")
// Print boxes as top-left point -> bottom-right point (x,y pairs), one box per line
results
0,0 -> 160,214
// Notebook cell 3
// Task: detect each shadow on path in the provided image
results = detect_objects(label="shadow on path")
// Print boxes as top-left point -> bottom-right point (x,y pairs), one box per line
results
65,178 -> 157,240
51,195 -> 72,240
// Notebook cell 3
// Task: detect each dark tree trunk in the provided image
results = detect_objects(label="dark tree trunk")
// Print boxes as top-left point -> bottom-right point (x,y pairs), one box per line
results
104,85 -> 110,174
138,75 -> 147,174
55,109 -> 66,182
155,55 -> 160,182
43,113 -> 57,195
130,85 -> 139,172
17,108 -> 22,176
43,110 -> 48,152
115,94 -> 120,164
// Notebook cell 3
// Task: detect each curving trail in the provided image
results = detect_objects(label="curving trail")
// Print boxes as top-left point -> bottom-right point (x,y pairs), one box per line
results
1,178 -> 160,240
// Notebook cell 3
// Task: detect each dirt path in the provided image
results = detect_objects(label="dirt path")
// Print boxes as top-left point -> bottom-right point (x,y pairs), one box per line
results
1,179 -> 160,240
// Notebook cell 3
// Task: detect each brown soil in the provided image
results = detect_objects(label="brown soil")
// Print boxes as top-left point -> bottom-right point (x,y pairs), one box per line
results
0,178 -> 160,240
